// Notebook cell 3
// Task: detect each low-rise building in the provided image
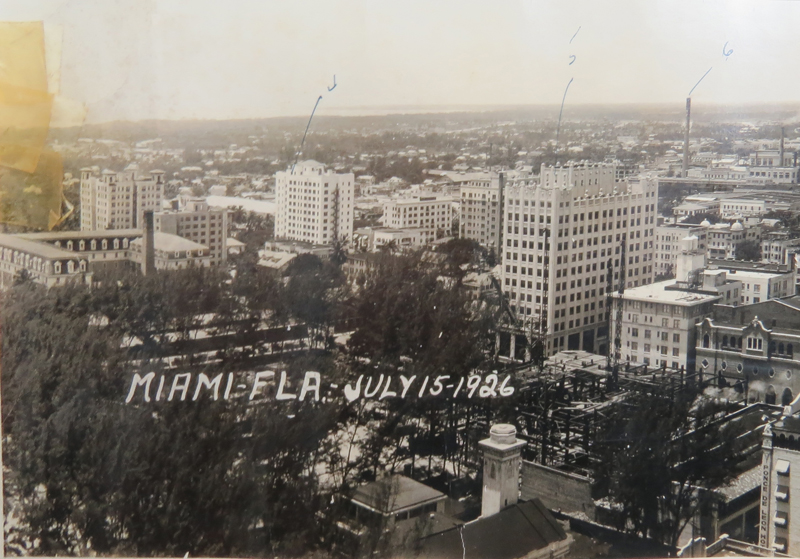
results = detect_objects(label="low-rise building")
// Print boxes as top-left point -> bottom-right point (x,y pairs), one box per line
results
721,199 -> 767,219
0,234 -> 92,289
16,229 -> 142,273
702,221 -> 759,260
381,194 -> 453,245
708,260 -> 796,305
352,227 -> 424,252
129,232 -> 211,270
762,232 -> 800,266
674,202 -> 716,218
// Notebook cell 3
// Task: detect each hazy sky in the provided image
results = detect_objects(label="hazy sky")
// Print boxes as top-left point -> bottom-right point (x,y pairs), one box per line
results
2,0 -> 800,123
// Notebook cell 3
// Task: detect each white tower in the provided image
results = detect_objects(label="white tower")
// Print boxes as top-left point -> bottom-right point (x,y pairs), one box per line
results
479,424 -> 526,517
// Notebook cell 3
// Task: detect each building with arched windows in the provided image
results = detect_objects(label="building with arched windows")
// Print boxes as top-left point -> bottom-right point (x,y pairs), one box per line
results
696,297 -> 800,405
0,234 -> 91,289
0,227 -> 211,289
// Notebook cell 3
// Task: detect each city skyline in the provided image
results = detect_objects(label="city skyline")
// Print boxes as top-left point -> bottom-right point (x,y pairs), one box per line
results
1,0 -> 799,124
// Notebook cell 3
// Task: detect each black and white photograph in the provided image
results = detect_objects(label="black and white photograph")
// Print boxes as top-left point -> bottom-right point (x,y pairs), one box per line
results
1,1 -> 800,557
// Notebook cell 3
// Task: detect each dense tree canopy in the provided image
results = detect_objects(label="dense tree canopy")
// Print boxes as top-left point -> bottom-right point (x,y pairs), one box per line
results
2,248 -> 503,556
594,388 -> 744,548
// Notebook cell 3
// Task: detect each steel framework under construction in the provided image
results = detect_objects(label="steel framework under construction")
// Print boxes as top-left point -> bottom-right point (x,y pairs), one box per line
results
511,357 -> 746,478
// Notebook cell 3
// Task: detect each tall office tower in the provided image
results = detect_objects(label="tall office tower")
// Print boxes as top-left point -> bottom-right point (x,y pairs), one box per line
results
80,164 -> 165,231
459,172 -> 501,249
500,162 -> 658,357
459,170 -> 535,251
155,198 -> 228,266
275,160 -> 354,245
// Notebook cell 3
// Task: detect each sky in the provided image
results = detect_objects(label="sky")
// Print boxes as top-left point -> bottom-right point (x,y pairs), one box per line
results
2,0 -> 800,123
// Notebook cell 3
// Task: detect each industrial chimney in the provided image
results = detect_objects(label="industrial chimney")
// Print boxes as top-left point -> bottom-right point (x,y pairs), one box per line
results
479,424 -> 526,517
142,211 -> 155,276
682,97 -> 691,178
780,126 -> 785,166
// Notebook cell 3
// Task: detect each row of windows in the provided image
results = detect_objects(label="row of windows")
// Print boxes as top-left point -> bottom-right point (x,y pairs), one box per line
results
629,328 -> 681,340
55,238 -> 132,251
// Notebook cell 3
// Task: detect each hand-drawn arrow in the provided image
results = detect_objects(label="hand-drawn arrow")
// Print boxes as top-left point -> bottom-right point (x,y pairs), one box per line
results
292,95 -> 324,173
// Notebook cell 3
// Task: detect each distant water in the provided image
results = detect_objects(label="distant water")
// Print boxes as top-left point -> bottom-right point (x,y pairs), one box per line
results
321,103 -> 800,123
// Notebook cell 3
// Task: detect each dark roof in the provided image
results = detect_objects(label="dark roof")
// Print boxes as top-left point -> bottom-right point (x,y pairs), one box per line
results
412,499 -> 568,559
711,297 -> 800,330
352,475 -> 445,514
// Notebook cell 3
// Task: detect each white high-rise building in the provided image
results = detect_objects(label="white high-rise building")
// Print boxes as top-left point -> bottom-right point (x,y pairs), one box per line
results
500,162 -> 658,357
459,172 -> 501,249
459,170 -> 535,251
275,160 -> 354,245
80,164 -> 164,231
155,198 -> 228,266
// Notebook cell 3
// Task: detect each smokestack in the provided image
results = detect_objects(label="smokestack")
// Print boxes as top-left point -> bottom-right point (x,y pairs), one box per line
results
142,211 -> 155,276
682,97 -> 691,178
780,127 -> 785,166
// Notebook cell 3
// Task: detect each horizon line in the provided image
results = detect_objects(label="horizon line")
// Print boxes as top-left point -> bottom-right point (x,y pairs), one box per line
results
66,101 -> 800,128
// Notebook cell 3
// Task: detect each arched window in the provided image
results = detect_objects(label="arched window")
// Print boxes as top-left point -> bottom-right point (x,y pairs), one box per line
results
79,240 -> 85,251
780,343 -> 785,355
91,240 -> 97,250
54,261 -> 61,274
770,341 -> 777,354
703,334 -> 710,348
783,388 -> 794,406
789,344 -> 794,358
723,336 -> 728,347
766,385 -> 777,405
101,239 -> 108,250
738,337 -> 743,349
113,239 -> 119,249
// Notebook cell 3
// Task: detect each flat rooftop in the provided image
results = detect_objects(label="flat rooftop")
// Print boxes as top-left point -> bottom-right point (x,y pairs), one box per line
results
131,232 -> 207,252
352,475 -> 444,514
616,279 -> 721,306
722,268 -> 792,280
